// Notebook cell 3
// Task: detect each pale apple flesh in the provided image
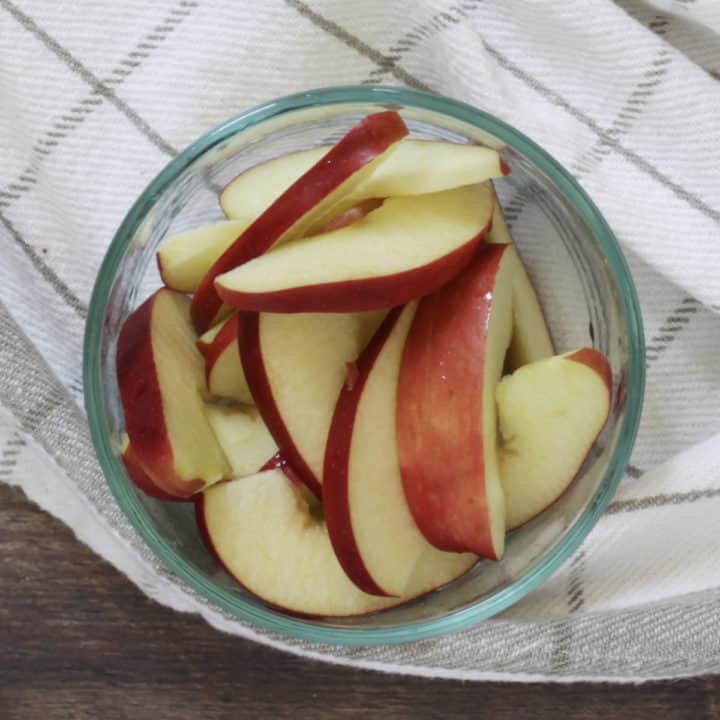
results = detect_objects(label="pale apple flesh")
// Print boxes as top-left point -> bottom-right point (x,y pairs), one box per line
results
190,111 -> 408,332
498,348 -> 612,530
315,198 -> 383,233
486,188 -> 554,368
197,469 -> 399,616
324,305 -> 477,596
158,219 -> 251,293
215,184 -> 494,313
220,140 -> 509,220
507,265 -> 555,370
204,405 -> 278,479
397,244 -> 515,559
239,310 -> 385,498
116,289 -> 230,498
204,314 -> 253,404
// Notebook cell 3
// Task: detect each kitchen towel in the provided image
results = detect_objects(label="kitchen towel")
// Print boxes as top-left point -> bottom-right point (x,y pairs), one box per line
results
1,0 -> 719,682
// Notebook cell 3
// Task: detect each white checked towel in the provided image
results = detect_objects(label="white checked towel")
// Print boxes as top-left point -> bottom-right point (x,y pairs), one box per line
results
1,0 -> 719,682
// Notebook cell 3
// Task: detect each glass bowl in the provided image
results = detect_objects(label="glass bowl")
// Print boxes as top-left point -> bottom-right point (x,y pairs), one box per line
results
83,85 -> 644,646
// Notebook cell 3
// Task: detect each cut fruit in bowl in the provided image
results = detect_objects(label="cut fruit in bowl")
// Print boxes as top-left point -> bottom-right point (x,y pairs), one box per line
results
89,91 -> 643,642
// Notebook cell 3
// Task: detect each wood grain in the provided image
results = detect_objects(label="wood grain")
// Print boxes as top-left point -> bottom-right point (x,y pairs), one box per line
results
1,483 -> 718,720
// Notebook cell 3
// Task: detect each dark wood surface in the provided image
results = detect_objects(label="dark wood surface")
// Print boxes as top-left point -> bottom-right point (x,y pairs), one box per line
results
1,483 -> 718,720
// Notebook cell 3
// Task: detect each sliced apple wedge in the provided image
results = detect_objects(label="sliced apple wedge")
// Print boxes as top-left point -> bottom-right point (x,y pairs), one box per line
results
158,219 -> 251,293
324,305 -> 477,596
205,405 -> 277,478
197,469 -> 398,616
216,184 -> 494,313
397,244 -> 516,559
116,289 -> 230,498
239,310 -> 385,497
221,140 -> 508,219
191,111 -> 408,332
204,314 -> 252,404
499,348 -> 612,530
486,189 -> 554,368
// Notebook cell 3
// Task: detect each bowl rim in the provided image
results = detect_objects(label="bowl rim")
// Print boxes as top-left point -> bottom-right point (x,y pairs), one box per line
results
83,84 -> 645,646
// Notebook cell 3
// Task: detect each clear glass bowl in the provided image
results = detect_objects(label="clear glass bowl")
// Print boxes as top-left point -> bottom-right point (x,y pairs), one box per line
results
83,86 -> 644,646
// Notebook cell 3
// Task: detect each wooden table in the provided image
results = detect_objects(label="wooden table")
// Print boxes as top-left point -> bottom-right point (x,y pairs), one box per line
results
1,484 -> 718,719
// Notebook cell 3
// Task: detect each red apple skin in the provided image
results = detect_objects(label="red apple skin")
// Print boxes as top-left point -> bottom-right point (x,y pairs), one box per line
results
121,445 -> 183,502
116,292 -> 204,499
566,347 -> 612,394
396,244 -> 509,558
260,451 -> 288,473
322,307 -> 406,597
259,452 -> 305,488
191,111 -> 408,332
238,313 -> 323,499
215,229 -> 489,314
204,313 -> 239,386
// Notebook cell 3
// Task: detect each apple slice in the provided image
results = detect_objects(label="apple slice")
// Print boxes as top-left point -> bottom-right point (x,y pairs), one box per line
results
204,314 -> 253,404
324,305 -> 477,596
486,188 -> 554,368
158,219 -> 251,293
216,184 -> 494,313
397,244 -> 516,559
191,111 -> 408,332
498,348 -> 612,530
116,288 -> 230,498
197,469 -> 398,616
220,140 -> 508,219
239,310 -> 385,497
204,405 -> 278,478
